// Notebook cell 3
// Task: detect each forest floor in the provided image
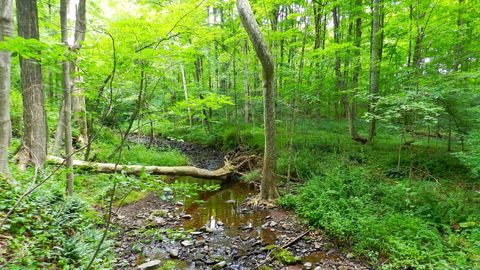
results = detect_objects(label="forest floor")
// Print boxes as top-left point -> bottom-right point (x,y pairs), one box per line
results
112,136 -> 369,270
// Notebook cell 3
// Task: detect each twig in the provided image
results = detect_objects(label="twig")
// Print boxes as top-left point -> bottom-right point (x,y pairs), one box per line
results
281,230 -> 310,249
85,178 -> 116,270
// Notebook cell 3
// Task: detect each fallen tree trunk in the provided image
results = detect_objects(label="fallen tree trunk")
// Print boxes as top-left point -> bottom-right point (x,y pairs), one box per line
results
47,156 -> 236,180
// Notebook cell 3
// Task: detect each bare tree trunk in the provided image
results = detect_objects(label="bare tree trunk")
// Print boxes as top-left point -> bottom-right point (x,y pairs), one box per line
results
72,0 -> 88,146
61,0 -> 74,196
243,40 -> 251,123
53,101 -> 65,154
368,0 -> 384,142
15,0 -> 48,170
181,65 -> 193,127
237,0 -> 278,201
0,0 -> 13,177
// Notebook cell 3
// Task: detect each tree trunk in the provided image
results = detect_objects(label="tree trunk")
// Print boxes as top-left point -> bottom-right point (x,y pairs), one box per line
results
181,65 -> 193,127
61,0 -> 74,196
237,0 -> 278,201
72,0 -> 88,146
47,156 -> 236,180
0,0 -> 13,177
368,0 -> 384,142
243,40 -> 251,123
16,0 -> 48,170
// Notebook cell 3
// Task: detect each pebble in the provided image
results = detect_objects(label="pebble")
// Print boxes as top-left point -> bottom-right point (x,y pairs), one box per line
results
137,260 -> 161,269
304,262 -> 313,269
346,253 -> 354,259
195,239 -> 207,247
181,214 -> 192,219
213,261 -> 227,269
168,248 -> 179,258
181,240 -> 193,247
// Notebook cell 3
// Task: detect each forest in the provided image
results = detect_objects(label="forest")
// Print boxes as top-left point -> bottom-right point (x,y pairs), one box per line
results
0,0 -> 479,269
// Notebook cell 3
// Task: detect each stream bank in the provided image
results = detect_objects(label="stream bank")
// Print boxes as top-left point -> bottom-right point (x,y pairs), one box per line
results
113,136 -> 369,269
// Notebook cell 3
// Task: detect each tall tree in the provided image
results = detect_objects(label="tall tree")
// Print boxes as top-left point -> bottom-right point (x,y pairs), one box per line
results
368,0 -> 384,142
0,0 -> 13,177
15,0 -> 48,170
237,0 -> 278,201
61,0 -> 74,195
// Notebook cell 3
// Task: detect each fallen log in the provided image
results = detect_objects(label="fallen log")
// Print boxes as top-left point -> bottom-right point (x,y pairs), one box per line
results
47,156 -> 236,180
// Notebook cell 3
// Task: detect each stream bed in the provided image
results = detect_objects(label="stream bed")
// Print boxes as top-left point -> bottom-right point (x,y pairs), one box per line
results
112,136 -> 369,269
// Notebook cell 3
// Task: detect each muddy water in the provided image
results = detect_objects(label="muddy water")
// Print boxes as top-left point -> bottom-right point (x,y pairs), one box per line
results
173,178 -> 278,245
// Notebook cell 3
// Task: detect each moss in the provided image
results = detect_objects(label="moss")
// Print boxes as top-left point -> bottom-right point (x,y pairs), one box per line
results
271,248 -> 300,265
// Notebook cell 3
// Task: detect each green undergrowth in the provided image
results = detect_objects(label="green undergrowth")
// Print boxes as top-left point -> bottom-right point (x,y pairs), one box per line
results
279,155 -> 480,269
0,171 -> 115,269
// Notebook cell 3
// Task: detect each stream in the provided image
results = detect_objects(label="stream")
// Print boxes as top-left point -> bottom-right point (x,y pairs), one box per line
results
113,136 -> 368,270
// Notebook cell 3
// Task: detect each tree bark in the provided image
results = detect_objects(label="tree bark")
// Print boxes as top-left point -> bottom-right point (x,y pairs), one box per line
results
72,0 -> 88,146
368,0 -> 384,142
61,0 -> 74,196
16,0 -> 48,170
237,0 -> 278,201
243,40 -> 251,123
181,65 -> 193,127
47,156 -> 236,180
0,0 -> 13,177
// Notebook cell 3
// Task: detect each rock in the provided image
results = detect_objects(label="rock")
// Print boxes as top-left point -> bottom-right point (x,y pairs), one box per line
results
194,253 -> 206,261
153,217 -> 165,225
303,262 -> 313,270
269,221 -> 278,227
151,209 -> 168,217
190,231 -> 202,236
137,260 -> 161,269
216,220 -> 224,226
346,253 -> 354,259
175,201 -> 184,206
195,239 -> 207,247
168,248 -> 179,258
314,242 -> 322,249
225,199 -> 236,204
181,240 -> 193,247
314,267 -> 323,270
181,213 -> 192,219
205,227 -> 215,233
213,261 -> 227,269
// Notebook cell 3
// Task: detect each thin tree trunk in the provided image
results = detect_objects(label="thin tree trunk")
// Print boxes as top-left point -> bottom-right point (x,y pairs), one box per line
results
0,0 -> 13,177
243,40 -> 251,123
181,65 -> 193,127
368,0 -> 384,142
15,0 -> 48,170
61,0 -> 74,196
237,0 -> 278,201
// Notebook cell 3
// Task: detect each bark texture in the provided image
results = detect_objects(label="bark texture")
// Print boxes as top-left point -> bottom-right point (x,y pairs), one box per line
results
0,0 -> 13,177
16,0 -> 48,170
368,0 -> 384,142
61,0 -> 74,195
237,0 -> 278,201
47,156 -> 236,180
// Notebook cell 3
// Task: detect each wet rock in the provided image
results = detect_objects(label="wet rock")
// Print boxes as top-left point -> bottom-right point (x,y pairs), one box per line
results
137,259 -> 161,269
304,262 -> 313,269
181,213 -> 192,219
195,239 -> 207,247
213,261 -> 227,269
181,240 -> 193,247
194,253 -> 206,261
168,248 -> 179,258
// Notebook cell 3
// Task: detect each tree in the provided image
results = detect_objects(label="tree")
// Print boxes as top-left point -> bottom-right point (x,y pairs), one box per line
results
237,0 -> 278,201
15,0 -> 48,170
0,0 -> 13,177
368,0 -> 384,142
60,0 -> 74,195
